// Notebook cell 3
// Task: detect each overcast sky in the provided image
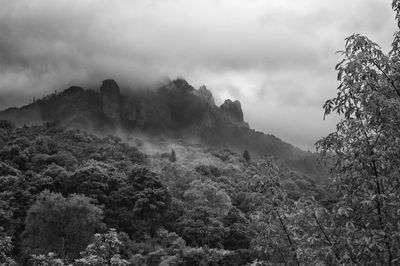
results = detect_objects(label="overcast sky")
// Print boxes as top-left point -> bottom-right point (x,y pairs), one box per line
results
0,0 -> 397,150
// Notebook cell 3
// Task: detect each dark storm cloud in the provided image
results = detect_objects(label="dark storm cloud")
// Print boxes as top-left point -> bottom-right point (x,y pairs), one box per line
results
0,0 -> 397,149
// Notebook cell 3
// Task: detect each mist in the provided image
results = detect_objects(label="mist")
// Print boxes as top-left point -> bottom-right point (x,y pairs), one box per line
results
0,0 -> 397,150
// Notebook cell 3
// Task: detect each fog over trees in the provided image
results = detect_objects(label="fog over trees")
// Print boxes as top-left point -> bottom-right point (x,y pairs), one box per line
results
1,1 -> 400,266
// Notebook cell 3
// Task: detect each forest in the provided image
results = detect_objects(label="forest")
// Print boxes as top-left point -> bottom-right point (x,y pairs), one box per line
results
2,1 -> 400,265
0,121 -> 324,265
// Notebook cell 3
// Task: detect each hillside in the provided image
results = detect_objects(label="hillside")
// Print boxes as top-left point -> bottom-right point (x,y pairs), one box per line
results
0,121 -> 324,265
0,78 -> 327,181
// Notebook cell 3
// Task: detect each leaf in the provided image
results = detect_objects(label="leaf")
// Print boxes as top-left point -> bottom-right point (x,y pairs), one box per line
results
337,207 -> 349,217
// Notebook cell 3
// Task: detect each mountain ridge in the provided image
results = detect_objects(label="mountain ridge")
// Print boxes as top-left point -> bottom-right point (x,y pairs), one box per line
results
0,78 -> 327,181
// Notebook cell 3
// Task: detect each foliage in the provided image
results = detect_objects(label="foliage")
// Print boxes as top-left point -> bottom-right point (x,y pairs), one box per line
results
75,229 -> 129,266
243,150 -> 251,163
315,2 -> 400,263
195,164 -> 221,178
59,160 -> 121,203
0,121 -> 319,264
183,180 -> 232,215
106,166 -> 171,237
0,236 -> 17,265
31,253 -> 65,266
222,207 -> 251,250
4,3 -> 400,265
177,206 -> 226,248
169,149 -> 176,162
22,191 -> 104,260
249,159 -> 300,265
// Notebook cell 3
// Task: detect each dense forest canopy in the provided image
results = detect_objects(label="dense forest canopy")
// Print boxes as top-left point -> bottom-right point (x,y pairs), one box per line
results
2,1 -> 400,265
0,121 -> 321,265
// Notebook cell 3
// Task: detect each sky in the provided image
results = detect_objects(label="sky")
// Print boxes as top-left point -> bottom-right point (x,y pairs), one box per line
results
0,0 -> 397,150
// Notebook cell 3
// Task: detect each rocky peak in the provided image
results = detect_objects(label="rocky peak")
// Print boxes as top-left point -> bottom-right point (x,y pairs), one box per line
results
196,85 -> 215,107
220,99 -> 244,122
172,78 -> 190,88
167,78 -> 197,93
59,86 -> 85,102
62,86 -> 85,96
100,79 -> 121,120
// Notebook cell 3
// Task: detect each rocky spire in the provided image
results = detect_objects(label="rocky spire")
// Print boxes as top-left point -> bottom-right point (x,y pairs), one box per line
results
220,99 -> 244,122
100,79 -> 121,120
196,85 -> 215,106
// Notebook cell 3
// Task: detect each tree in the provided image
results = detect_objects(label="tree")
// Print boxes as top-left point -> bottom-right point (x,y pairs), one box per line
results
31,253 -> 65,266
0,173 -> 35,241
106,166 -> 171,237
75,229 -> 129,266
0,120 -> 14,132
249,159 -> 300,265
183,180 -> 232,215
177,206 -> 226,248
316,1 -> 400,264
0,236 -> 16,265
22,191 -> 104,260
242,150 -> 250,163
61,160 -> 120,202
222,207 -> 251,250
169,149 -> 176,162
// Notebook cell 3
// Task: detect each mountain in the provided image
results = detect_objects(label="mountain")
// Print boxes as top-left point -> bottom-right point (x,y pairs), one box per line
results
0,78 -> 327,180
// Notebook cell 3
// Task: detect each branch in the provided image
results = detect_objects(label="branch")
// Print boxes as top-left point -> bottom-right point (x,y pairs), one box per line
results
275,209 -> 299,266
370,159 -> 393,266
365,132 -> 393,266
312,213 -> 341,262
371,60 -> 400,97
270,187 -> 300,266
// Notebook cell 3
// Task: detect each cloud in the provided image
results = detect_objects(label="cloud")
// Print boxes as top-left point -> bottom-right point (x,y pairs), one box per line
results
0,0 -> 397,150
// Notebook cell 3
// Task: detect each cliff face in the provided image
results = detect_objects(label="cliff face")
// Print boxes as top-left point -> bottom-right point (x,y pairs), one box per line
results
195,86 -> 215,107
220,99 -> 243,122
219,99 -> 249,128
0,78 -> 327,180
100,79 -> 121,120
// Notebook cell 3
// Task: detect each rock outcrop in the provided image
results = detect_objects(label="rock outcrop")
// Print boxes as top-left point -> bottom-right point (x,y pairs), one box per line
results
195,86 -> 215,107
220,99 -> 244,122
62,86 -> 85,98
0,78 -> 327,180
100,79 -> 121,120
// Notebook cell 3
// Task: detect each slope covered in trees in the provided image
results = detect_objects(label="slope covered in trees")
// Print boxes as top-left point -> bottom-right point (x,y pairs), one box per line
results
0,121 -> 323,265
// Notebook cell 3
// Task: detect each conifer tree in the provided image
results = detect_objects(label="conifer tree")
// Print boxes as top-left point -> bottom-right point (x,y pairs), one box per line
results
243,149 -> 250,163
170,149 -> 177,162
